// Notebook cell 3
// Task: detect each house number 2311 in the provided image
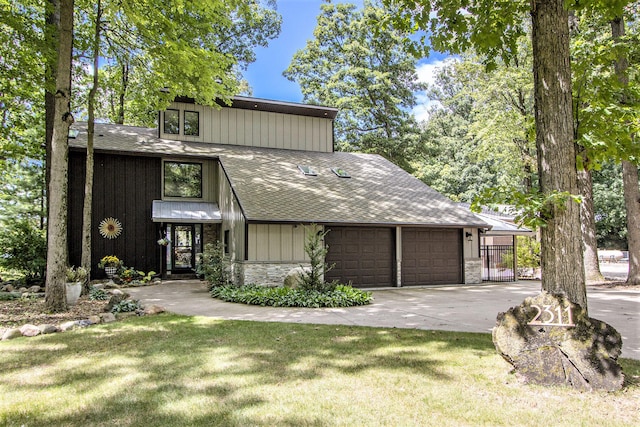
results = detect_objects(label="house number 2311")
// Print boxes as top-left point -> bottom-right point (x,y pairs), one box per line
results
528,304 -> 575,327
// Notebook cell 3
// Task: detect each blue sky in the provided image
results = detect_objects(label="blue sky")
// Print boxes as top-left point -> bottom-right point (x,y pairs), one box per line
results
242,0 -> 451,121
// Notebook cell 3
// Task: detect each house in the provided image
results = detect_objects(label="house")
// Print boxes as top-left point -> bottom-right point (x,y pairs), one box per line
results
67,96 -> 490,288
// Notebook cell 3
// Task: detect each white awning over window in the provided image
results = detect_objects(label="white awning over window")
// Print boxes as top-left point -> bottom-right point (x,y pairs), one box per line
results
152,200 -> 222,223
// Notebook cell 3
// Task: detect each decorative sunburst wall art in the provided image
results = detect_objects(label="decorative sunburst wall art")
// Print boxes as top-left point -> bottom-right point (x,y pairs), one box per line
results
99,217 -> 123,239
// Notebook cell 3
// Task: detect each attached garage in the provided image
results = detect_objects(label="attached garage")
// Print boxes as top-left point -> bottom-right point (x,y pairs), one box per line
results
325,226 -> 394,288
402,228 -> 462,286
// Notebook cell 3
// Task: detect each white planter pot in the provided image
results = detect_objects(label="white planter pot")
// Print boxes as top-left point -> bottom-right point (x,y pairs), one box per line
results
105,266 -> 117,278
65,282 -> 82,306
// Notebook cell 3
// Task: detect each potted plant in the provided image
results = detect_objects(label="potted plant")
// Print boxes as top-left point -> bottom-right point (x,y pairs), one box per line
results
65,266 -> 88,305
98,255 -> 121,278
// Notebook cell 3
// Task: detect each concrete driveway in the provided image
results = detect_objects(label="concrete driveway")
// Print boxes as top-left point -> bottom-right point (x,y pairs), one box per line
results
127,280 -> 640,359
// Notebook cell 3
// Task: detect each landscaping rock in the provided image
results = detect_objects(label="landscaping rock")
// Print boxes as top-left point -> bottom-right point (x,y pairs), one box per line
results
19,324 -> 41,337
283,266 -> 310,289
3,284 -> 14,292
493,291 -> 624,391
27,285 -> 42,293
2,328 -> 23,340
39,324 -> 58,334
100,312 -> 116,323
105,293 -> 128,312
144,305 -> 165,315
59,321 -> 80,332
18,287 -> 28,293
88,315 -> 102,324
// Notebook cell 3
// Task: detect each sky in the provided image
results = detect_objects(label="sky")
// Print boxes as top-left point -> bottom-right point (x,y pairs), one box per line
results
242,0 -> 451,122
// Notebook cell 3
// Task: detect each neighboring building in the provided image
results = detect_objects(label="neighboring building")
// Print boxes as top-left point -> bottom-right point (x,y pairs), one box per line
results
68,96 -> 490,288
461,204 -> 535,282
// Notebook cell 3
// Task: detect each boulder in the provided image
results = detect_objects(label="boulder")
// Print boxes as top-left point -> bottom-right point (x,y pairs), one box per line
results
493,291 -> 624,391
144,305 -> 165,315
59,321 -> 80,332
27,285 -> 42,293
2,328 -> 23,340
39,324 -> 59,334
105,293 -> 128,312
88,315 -> 102,324
283,266 -> 310,289
100,312 -> 116,323
19,324 -> 41,337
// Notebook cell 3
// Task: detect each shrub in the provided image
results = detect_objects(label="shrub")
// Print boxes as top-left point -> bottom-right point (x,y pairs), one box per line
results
89,287 -> 110,301
110,299 -> 141,313
298,224 -> 336,292
210,284 -> 372,308
0,219 -> 46,281
197,241 -> 229,289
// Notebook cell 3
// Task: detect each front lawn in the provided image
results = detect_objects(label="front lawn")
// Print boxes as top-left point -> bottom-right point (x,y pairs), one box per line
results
1,314 -> 638,426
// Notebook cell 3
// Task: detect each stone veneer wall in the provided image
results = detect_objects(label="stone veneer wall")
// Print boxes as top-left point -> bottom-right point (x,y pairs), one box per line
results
232,261 -> 311,287
464,258 -> 482,284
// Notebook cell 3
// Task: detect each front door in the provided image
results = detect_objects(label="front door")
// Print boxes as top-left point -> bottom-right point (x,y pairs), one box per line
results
170,224 -> 201,272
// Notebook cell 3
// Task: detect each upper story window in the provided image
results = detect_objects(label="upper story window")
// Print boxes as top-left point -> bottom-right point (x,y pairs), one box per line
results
164,161 -> 202,198
184,111 -> 200,136
164,109 -> 180,135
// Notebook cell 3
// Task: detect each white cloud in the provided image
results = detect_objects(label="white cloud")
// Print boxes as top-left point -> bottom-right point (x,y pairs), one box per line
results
412,57 -> 457,122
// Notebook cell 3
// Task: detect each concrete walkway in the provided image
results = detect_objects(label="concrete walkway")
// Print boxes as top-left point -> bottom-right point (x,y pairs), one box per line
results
127,280 -> 640,360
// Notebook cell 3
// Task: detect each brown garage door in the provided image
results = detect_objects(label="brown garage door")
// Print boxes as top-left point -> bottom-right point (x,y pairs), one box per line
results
325,227 -> 394,288
402,228 -> 462,285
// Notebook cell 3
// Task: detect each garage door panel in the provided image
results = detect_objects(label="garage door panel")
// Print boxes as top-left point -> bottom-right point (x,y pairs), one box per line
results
326,227 -> 394,288
402,228 -> 462,286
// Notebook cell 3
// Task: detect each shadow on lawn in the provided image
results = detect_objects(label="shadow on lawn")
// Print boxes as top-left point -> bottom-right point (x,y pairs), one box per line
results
8,313 -> 631,426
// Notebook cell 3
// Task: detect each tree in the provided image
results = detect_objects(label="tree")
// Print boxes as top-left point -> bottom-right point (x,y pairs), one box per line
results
386,0 -> 590,308
45,0 -> 74,312
284,2 -> 425,170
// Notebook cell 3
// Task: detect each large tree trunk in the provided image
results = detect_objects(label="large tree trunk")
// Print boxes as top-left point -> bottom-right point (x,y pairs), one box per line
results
610,17 -> 640,285
577,166 -> 604,282
622,160 -> 640,284
531,0 -> 586,309
45,0 -> 59,239
81,0 -> 101,291
45,0 -> 74,313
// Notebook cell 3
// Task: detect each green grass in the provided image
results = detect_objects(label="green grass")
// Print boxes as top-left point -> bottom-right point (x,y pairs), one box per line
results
1,314 -> 638,426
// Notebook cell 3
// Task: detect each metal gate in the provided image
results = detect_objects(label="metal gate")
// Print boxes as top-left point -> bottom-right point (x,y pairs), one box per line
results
481,245 -> 515,282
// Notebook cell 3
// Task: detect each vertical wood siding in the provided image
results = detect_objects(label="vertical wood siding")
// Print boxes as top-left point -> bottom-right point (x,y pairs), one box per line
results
218,164 -> 246,261
160,102 -> 333,152
68,151 -> 161,277
247,224 -> 309,262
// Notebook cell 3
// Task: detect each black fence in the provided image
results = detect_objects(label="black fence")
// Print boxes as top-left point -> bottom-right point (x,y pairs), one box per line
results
481,245 -> 515,282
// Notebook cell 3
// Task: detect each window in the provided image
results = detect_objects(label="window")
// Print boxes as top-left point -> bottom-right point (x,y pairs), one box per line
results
331,167 -> 350,178
297,165 -> 317,176
164,161 -> 202,198
224,230 -> 230,255
164,109 -> 179,134
184,111 -> 199,136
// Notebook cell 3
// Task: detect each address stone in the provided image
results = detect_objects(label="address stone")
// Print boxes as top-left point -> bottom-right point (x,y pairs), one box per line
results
493,291 -> 624,391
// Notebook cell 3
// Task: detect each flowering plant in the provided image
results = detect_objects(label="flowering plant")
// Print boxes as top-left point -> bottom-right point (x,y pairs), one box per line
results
98,255 -> 121,269
66,266 -> 88,282
157,236 -> 170,246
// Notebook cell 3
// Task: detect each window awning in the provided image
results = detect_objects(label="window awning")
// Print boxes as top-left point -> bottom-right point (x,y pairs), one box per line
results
152,200 -> 222,223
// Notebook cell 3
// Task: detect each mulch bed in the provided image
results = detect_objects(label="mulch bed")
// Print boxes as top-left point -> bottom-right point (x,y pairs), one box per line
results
0,297 -> 108,329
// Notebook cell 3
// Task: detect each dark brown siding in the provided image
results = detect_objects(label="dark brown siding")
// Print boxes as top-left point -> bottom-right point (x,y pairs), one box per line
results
402,228 -> 462,285
68,151 -> 161,277
325,227 -> 394,288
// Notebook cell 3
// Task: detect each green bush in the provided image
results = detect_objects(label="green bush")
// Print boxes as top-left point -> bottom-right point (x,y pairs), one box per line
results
0,219 -> 46,281
210,284 -> 372,308
516,236 -> 541,268
298,224 -> 336,292
89,287 -> 110,301
110,299 -> 141,313
197,241 -> 229,289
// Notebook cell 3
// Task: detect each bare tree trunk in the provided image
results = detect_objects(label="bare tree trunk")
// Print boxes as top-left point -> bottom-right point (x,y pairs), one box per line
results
117,61 -> 129,125
622,160 -> 640,284
531,0 -> 586,309
45,0 -> 74,312
45,0 -> 59,243
81,0 -> 101,292
610,17 -> 640,286
577,166 -> 605,282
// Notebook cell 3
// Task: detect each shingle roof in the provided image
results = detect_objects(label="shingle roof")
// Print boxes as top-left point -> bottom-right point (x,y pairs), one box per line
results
69,123 -> 489,227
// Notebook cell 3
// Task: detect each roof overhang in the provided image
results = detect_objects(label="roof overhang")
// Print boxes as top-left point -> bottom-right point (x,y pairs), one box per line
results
152,200 -> 222,223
